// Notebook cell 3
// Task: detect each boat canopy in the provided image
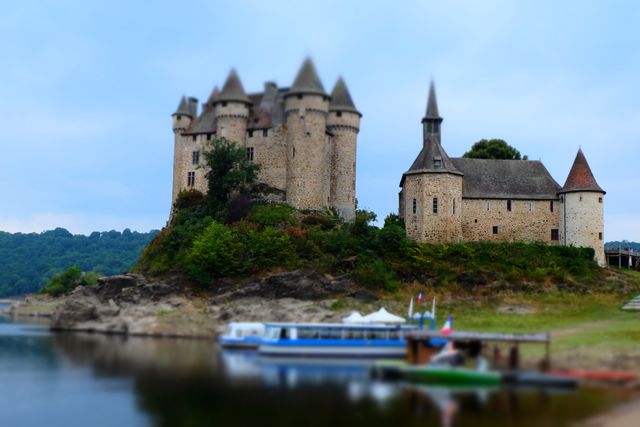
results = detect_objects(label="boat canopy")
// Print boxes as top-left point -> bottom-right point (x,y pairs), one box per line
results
362,308 -> 406,324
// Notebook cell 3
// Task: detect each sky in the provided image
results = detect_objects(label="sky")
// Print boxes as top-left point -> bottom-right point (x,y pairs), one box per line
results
0,0 -> 638,241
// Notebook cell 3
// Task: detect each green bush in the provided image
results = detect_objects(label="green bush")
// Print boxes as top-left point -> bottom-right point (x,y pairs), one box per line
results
41,266 -> 101,297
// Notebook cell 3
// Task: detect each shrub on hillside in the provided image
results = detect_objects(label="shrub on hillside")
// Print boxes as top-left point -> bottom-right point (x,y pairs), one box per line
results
41,266 -> 101,297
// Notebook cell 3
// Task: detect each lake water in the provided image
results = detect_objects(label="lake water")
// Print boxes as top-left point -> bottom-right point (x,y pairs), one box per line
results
0,304 -> 629,427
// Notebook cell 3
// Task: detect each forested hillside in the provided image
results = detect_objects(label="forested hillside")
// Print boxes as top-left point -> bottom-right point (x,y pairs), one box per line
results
0,228 -> 159,297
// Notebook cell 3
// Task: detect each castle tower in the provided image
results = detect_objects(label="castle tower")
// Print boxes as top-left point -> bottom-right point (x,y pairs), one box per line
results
558,149 -> 606,266
170,96 -> 196,210
399,82 -> 463,242
284,58 -> 330,210
172,96 -> 193,134
213,69 -> 251,145
327,77 -> 360,221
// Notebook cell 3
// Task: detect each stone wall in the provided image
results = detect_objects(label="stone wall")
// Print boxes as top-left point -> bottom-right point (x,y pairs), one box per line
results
327,111 -> 359,221
560,192 -> 605,266
284,95 -> 330,210
171,134 -> 210,208
249,125 -> 288,192
402,173 -> 463,243
461,198 -> 560,243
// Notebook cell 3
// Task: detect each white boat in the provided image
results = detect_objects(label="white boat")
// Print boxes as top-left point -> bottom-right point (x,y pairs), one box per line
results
218,322 -> 266,349
258,322 -> 420,358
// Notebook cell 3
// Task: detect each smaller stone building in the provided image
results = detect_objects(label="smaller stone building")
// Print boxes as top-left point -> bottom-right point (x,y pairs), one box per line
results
399,83 -> 606,266
171,59 -> 361,221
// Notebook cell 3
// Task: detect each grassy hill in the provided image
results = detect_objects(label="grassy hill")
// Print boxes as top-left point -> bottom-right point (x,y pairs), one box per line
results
136,191 -> 618,294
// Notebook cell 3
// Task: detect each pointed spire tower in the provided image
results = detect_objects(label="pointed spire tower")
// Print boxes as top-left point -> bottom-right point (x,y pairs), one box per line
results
213,69 -> 250,144
422,81 -> 443,141
172,96 -> 193,134
399,80 -> 463,243
327,77 -> 361,221
558,149 -> 606,266
284,58 -> 330,211
286,58 -> 327,98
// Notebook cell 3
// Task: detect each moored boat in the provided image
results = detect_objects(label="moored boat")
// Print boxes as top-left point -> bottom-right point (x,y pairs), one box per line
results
258,322 -> 421,358
218,322 -> 266,349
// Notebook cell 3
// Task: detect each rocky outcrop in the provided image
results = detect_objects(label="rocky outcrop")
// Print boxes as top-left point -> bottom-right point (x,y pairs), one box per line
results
48,271 -> 373,338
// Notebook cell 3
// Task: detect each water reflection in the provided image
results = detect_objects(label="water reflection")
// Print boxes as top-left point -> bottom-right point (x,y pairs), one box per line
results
0,315 -> 628,427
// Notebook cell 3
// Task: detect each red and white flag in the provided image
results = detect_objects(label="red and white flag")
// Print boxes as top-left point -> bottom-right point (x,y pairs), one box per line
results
441,316 -> 452,335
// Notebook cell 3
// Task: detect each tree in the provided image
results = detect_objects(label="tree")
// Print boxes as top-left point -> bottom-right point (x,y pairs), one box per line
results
202,138 -> 261,220
463,139 -> 527,160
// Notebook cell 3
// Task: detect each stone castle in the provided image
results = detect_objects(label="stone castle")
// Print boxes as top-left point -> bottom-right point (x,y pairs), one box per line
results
399,83 -> 606,266
169,60 -> 606,266
171,59 -> 360,220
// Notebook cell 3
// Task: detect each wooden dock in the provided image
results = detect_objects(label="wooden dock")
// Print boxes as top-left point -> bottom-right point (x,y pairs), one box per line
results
605,247 -> 640,270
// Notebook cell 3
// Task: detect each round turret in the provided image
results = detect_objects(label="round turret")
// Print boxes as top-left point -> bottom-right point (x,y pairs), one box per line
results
558,149 -> 606,266
284,58 -> 330,210
172,96 -> 193,134
327,77 -> 361,221
213,69 -> 251,145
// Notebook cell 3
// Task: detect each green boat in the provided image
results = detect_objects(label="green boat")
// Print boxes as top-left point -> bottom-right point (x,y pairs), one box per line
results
373,360 -> 502,386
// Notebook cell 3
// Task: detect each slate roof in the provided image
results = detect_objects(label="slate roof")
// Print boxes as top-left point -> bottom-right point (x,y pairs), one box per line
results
559,149 -> 604,194
424,81 -> 440,119
287,58 -> 327,97
173,96 -> 192,117
216,69 -> 251,104
330,77 -> 360,116
450,158 -> 561,199
402,135 -> 462,183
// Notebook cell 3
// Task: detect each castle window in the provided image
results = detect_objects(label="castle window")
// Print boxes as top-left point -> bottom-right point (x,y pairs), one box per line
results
433,156 -> 442,168
263,129 -> 268,137
528,202 -> 532,212
550,200 -> 554,212
337,111 -> 342,117
246,147 -> 254,161
222,102 -> 227,107
474,219 -> 478,223
507,199 -> 512,212
248,130 -> 254,138
599,197 -> 603,203
560,195 -> 564,204
486,201 -> 490,211
432,197 -> 438,214
551,229 -> 559,241
599,232 -> 603,240
493,226 -> 498,235
206,133 -> 211,141
191,151 -> 200,165
412,198 -> 417,215
192,135 -> 196,141
176,115 -> 181,120
292,147 -> 296,158
297,94 -> 303,100
453,198 -> 456,215
187,171 -> 195,187
579,195 -> 583,201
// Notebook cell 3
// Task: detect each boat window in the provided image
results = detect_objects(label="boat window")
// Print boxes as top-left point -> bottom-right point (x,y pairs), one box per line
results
279,328 -> 288,340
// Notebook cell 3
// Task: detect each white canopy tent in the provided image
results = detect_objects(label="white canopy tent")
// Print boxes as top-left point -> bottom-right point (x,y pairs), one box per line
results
342,311 -> 366,324
361,308 -> 406,324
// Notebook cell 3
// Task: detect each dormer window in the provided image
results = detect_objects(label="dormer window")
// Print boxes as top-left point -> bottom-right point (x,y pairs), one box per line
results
337,111 -> 342,117
433,156 -> 442,168
176,115 -> 182,120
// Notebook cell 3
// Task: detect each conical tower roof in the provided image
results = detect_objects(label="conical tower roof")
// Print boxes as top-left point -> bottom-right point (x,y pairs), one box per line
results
329,77 -> 360,116
207,86 -> 220,105
422,81 -> 442,122
287,58 -> 326,97
216,69 -> 251,104
173,96 -> 192,117
559,149 -> 605,194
